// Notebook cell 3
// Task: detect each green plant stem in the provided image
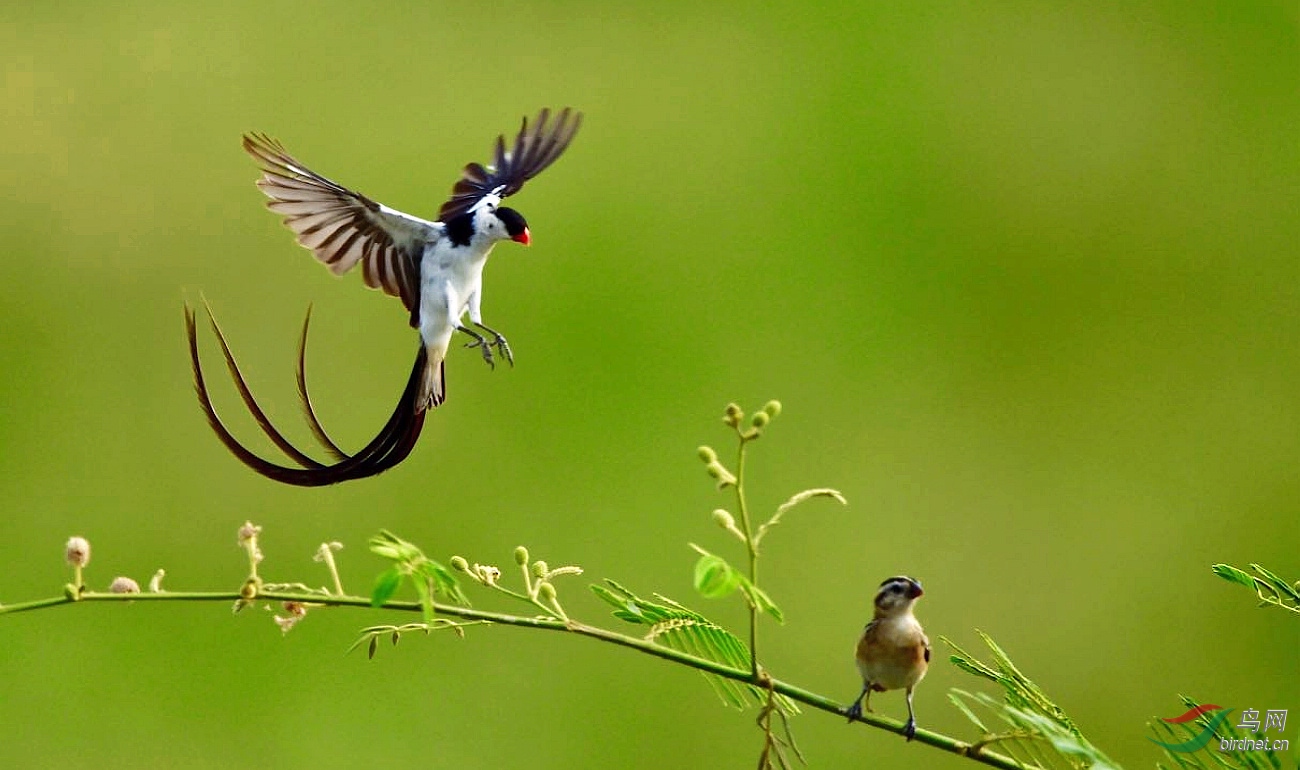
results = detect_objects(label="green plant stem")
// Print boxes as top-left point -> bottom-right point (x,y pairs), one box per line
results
0,588 -> 1027,769
734,436 -> 760,680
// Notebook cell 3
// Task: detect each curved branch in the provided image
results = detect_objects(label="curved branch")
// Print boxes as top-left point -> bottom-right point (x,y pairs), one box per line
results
1,588 -> 1027,770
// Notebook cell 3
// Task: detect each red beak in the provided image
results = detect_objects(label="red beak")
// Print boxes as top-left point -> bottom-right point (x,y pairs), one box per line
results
512,228 -> 532,246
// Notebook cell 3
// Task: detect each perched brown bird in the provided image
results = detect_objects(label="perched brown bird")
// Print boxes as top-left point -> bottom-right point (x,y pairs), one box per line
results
845,575 -> 930,740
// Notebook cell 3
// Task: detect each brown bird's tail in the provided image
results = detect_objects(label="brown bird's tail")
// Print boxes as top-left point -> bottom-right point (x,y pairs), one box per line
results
185,302 -> 434,486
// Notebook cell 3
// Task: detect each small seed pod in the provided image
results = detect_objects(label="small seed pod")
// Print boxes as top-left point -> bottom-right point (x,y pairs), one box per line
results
109,577 -> 140,594
751,411 -> 770,429
513,546 -> 530,565
450,556 -> 470,573
697,445 -> 718,464
763,400 -> 782,418
65,537 -> 91,568
537,583 -> 558,602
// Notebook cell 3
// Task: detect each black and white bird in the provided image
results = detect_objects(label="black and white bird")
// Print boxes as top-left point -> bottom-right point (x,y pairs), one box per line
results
845,575 -> 931,741
186,108 -> 582,485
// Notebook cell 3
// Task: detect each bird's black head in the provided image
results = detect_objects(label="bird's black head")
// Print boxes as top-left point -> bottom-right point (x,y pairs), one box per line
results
496,206 -> 531,245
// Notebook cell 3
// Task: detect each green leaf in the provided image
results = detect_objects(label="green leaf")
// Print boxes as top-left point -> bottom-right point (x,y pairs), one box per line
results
590,580 -> 798,715
368,530 -> 419,562
1251,563 -> 1300,601
591,582 -> 652,624
417,559 -> 470,606
694,553 -> 740,598
736,576 -> 784,623
947,690 -> 988,733
370,566 -> 403,607
411,573 -> 433,623
1212,563 -> 1258,588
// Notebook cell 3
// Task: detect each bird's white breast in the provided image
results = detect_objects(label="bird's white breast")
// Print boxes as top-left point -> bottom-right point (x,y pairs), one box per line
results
418,238 -> 494,341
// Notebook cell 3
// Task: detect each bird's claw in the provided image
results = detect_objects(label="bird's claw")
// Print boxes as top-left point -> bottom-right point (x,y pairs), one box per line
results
492,334 -> 513,367
844,701 -> 863,723
463,337 -> 496,369
903,717 -> 917,742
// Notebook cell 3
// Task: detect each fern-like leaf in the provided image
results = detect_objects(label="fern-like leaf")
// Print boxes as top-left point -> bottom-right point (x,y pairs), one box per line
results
1213,562 -> 1300,615
944,634 -> 1118,770
591,580 -> 799,714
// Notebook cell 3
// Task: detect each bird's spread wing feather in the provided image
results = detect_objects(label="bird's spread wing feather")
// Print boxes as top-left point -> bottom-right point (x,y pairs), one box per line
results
438,107 -> 583,221
243,133 -> 440,316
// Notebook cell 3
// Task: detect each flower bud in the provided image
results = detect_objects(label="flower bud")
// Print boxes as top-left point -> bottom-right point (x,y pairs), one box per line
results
237,522 -> 261,545
712,509 -> 736,529
531,560 -> 549,579
697,445 -> 717,463
513,546 -> 529,565
750,411 -> 770,429
65,536 -> 91,568
763,400 -> 782,418
537,583 -> 557,602
707,461 -> 737,485
109,576 -> 140,594
724,403 -> 744,427
450,556 -> 470,573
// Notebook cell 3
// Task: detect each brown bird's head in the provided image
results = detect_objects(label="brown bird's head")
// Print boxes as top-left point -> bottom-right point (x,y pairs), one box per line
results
873,575 -> 924,616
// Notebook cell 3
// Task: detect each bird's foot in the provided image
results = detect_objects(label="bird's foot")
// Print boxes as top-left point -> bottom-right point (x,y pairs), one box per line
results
903,717 -> 917,742
463,336 -> 496,369
490,332 -> 513,367
844,701 -> 863,723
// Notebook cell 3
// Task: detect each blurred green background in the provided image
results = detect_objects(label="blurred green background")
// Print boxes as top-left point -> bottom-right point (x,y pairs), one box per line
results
2,1 -> 1297,767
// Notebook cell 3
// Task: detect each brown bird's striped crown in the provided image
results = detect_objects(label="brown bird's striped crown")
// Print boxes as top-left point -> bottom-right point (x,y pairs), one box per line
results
874,576 -> 924,615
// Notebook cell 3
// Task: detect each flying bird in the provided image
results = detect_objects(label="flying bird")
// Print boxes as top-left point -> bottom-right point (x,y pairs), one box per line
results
187,108 -> 583,485
845,575 -> 930,741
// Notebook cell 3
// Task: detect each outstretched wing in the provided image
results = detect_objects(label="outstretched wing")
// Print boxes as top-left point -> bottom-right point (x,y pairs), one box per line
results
438,107 -> 583,221
243,133 -> 440,316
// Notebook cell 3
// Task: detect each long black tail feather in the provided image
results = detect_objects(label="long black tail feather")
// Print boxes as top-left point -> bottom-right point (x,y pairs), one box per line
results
294,306 -> 349,462
185,302 -> 431,486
